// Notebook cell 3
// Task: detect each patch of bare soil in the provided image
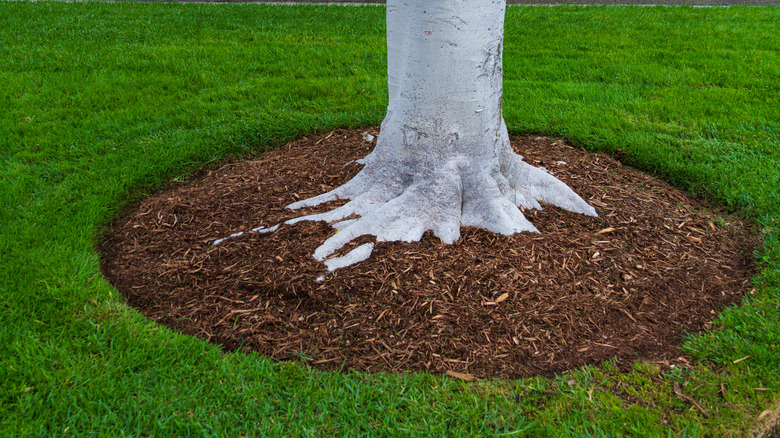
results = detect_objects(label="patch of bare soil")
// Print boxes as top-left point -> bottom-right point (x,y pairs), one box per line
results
100,128 -> 757,379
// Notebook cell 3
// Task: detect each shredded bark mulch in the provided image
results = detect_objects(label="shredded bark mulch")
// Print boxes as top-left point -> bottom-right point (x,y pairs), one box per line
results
100,128 -> 757,379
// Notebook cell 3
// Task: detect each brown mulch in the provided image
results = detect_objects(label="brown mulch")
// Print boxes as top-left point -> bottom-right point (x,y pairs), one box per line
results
100,128 -> 757,379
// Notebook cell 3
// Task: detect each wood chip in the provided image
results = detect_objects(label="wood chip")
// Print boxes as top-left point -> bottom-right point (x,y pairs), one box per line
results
673,382 -> 709,417
446,370 -> 476,381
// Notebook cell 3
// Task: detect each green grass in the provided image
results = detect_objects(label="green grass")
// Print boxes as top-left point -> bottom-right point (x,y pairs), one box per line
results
1,2 -> 778,436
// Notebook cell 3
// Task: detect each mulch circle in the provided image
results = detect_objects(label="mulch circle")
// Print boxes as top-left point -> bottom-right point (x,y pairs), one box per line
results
100,128 -> 757,379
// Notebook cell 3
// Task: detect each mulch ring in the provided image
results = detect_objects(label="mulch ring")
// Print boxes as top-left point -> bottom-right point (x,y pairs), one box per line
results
100,128 -> 758,379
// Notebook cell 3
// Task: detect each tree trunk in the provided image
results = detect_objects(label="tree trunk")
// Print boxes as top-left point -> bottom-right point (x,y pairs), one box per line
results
288,0 -> 596,269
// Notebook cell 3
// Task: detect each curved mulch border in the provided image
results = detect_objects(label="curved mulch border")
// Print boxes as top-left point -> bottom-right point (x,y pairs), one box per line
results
100,128 -> 757,379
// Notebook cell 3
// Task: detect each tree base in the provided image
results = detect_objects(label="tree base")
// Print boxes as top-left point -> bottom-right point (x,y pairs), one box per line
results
287,131 -> 596,268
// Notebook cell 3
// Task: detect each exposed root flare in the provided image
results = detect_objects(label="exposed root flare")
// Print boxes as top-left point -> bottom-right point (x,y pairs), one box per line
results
286,147 -> 597,270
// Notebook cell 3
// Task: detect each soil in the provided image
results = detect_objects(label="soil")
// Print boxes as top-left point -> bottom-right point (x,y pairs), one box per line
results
100,128 -> 757,379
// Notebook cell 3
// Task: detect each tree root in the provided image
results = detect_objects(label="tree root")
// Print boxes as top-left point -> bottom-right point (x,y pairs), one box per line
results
286,146 -> 596,270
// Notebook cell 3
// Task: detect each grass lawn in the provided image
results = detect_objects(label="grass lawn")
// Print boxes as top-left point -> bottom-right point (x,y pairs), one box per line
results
1,2 -> 778,436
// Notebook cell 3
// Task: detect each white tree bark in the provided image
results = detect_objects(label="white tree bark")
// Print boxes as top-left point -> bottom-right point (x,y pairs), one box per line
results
288,0 -> 596,268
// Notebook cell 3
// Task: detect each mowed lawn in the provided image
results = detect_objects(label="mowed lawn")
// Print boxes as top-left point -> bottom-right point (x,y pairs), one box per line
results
1,2 -> 778,436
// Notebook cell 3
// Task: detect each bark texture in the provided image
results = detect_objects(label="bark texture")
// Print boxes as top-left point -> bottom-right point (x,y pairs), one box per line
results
288,0 -> 596,267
